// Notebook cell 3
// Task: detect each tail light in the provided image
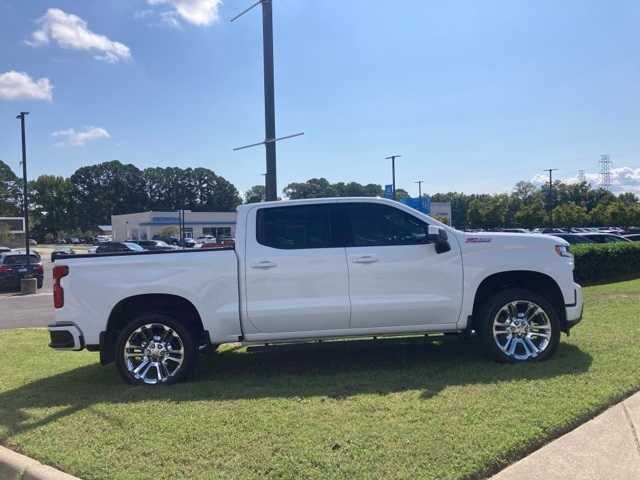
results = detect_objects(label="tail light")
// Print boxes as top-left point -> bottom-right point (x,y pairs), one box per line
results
35,263 -> 44,274
53,265 -> 69,308
0,265 -> 11,273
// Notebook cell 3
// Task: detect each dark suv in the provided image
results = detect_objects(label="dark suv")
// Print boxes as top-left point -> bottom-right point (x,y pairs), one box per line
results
0,252 -> 44,291
95,242 -> 145,254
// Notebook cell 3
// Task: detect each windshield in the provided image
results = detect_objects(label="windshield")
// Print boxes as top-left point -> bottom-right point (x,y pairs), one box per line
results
124,242 -> 145,251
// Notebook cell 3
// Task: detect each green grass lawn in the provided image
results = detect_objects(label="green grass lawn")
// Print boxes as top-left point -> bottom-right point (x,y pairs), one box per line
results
1,280 -> 640,480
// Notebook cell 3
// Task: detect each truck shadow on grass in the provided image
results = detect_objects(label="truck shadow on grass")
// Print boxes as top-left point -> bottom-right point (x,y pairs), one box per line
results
0,337 -> 592,438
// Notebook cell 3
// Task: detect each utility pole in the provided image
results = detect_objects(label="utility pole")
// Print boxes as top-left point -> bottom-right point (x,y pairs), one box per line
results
543,168 -> 558,227
17,112 -> 30,265
231,0 -> 303,201
414,180 -> 423,198
385,155 -> 401,200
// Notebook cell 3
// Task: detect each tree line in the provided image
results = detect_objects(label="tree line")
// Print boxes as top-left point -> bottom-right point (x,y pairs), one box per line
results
272,177 -> 640,230
1,160 -> 639,242
0,160 -> 242,241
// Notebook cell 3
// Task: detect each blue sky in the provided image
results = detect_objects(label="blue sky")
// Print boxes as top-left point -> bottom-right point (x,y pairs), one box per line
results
1,0 -> 639,197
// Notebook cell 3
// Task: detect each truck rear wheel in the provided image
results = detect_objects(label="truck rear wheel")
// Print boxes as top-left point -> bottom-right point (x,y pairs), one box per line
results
115,313 -> 197,385
479,288 -> 560,363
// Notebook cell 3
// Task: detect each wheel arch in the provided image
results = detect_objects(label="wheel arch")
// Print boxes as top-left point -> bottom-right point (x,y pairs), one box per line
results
470,270 -> 567,334
100,293 -> 207,365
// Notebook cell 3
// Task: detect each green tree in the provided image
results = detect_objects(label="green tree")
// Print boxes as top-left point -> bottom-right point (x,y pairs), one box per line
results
283,178 -> 334,199
143,167 -> 190,210
245,185 -> 265,203
606,201 -> 635,228
589,203 -> 610,226
552,203 -> 589,228
29,175 -> 73,240
514,200 -> 546,229
70,160 -> 148,230
0,160 -> 20,216
143,167 -> 241,211
283,178 -> 383,199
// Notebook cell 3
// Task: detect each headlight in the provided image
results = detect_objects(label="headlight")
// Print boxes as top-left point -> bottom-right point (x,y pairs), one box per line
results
555,245 -> 572,258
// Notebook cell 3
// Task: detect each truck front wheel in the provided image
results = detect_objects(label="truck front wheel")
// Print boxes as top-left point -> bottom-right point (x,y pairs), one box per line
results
480,289 -> 560,363
115,313 -> 197,385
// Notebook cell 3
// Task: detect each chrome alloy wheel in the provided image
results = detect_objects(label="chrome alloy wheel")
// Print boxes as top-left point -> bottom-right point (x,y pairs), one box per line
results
123,323 -> 185,385
492,300 -> 552,361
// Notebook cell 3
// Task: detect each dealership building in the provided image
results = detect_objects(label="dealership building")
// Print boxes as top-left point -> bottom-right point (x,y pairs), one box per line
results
111,211 -> 237,241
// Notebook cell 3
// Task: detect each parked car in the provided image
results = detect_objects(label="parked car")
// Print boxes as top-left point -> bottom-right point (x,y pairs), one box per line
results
538,228 -> 567,234
95,242 -> 145,254
500,228 -> 529,234
51,246 -> 76,262
0,252 -> 43,290
180,238 -> 199,248
546,233 -> 593,245
623,234 -> 640,242
0,246 -> 11,253
49,197 -> 583,385
152,236 -> 183,246
575,233 -> 631,244
132,240 -> 179,251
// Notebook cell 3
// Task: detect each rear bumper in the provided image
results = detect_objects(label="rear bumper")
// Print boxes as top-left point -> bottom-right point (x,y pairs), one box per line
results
48,322 -> 85,351
564,283 -> 584,331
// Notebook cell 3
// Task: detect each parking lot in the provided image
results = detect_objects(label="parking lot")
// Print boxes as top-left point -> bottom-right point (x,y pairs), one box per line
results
0,259 -> 53,329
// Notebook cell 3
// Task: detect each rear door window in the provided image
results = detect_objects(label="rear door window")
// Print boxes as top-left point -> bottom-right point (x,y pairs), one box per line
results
256,204 -> 333,249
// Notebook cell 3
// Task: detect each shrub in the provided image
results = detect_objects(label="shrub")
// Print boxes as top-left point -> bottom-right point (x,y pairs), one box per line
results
571,242 -> 640,284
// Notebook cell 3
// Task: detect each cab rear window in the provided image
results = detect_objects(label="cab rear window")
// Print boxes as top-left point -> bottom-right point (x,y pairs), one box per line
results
3,254 -> 40,265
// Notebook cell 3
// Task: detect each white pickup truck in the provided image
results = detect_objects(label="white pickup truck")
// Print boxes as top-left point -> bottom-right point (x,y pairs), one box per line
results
49,197 -> 583,385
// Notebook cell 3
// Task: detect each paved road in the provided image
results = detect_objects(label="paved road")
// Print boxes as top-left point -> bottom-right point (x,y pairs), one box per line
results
0,262 -> 53,329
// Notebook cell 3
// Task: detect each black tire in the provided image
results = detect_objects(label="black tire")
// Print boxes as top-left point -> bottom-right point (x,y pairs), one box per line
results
115,313 -> 197,385
479,288 -> 561,363
37,278 -> 43,289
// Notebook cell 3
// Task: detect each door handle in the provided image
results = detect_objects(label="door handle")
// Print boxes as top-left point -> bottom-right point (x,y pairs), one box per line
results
251,260 -> 277,269
352,255 -> 379,264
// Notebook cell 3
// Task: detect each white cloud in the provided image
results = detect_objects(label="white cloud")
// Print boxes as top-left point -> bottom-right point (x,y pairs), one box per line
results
52,127 -> 111,147
532,166 -> 640,194
27,9 -> 131,63
0,71 -> 53,101
146,0 -> 223,26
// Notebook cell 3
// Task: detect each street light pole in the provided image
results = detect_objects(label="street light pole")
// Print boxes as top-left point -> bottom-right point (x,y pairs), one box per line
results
17,112 -> 30,265
262,0 -> 277,201
385,155 -> 401,200
231,0 -> 304,202
414,180 -> 423,198
543,168 -> 558,227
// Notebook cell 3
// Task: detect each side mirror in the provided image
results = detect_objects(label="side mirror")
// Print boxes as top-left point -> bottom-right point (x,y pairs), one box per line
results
428,225 -> 451,254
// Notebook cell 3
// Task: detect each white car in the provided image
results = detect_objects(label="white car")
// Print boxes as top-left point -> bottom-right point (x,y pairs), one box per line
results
48,197 -> 583,385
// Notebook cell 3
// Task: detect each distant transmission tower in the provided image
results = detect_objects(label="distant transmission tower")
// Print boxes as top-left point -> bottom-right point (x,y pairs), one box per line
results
599,154 -> 612,190
577,169 -> 586,183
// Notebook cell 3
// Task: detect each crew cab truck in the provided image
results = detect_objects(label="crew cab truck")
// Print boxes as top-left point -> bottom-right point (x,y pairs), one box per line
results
49,197 -> 583,385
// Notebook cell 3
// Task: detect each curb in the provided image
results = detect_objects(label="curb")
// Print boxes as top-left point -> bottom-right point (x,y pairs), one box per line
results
0,445 -> 80,480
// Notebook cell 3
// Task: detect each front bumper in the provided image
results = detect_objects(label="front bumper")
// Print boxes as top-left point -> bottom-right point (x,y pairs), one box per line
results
48,322 -> 85,351
564,283 -> 584,331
